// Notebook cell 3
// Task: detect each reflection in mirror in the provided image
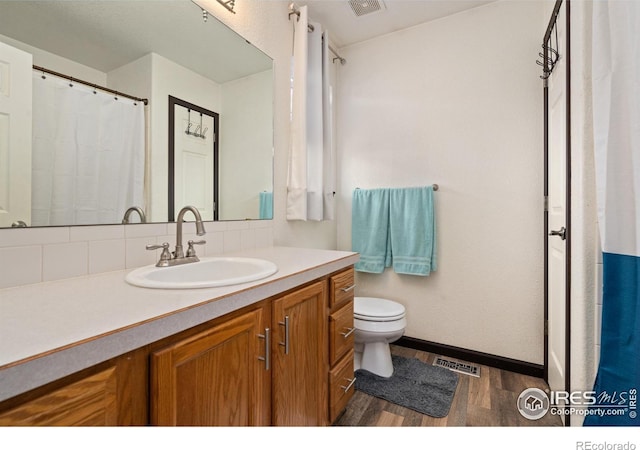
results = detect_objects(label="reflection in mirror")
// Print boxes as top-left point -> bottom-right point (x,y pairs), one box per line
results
30,71 -> 146,227
169,97 -> 219,222
0,0 -> 273,228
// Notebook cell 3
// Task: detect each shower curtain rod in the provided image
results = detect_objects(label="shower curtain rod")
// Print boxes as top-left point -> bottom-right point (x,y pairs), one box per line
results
306,22 -> 346,65
288,3 -> 347,65
328,43 -> 346,65
33,65 -> 149,105
355,184 -> 439,191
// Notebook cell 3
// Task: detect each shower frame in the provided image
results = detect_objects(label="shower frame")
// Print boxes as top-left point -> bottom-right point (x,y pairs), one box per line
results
542,0 -> 572,427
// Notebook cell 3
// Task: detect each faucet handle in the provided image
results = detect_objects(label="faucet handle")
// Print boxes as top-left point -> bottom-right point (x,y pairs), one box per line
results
146,242 -> 172,265
146,242 -> 170,251
186,240 -> 206,257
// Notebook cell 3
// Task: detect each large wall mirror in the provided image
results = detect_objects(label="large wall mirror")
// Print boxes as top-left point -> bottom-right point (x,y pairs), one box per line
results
0,0 -> 274,228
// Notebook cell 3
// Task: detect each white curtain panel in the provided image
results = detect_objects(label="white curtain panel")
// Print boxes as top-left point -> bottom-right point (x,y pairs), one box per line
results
31,72 -> 145,226
322,29 -> 336,221
287,5 -> 336,221
306,19 -> 325,221
287,5 -> 309,221
592,0 -> 640,256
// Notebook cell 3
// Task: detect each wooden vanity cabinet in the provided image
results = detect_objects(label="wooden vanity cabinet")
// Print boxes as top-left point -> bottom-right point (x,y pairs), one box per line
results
0,265 -> 355,427
327,267 -> 356,423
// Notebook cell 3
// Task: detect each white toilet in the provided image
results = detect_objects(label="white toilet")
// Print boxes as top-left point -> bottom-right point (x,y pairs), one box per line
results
353,296 -> 407,378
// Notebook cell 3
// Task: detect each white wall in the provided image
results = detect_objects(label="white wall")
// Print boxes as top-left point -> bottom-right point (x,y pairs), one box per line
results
219,69 -> 273,220
336,1 -> 544,363
0,33 -> 106,85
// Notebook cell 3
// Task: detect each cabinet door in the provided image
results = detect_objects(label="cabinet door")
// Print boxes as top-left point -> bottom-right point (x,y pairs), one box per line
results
0,367 -> 117,426
151,307 -> 270,426
272,281 -> 326,426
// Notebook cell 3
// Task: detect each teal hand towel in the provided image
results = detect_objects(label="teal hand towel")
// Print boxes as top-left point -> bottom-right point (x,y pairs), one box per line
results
352,188 -> 391,273
259,192 -> 273,219
389,186 -> 437,276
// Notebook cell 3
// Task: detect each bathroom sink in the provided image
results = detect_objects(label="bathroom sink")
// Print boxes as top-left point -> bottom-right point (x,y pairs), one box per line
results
125,256 -> 278,289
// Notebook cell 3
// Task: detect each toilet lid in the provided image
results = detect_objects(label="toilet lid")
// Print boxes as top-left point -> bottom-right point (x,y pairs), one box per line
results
354,297 -> 406,321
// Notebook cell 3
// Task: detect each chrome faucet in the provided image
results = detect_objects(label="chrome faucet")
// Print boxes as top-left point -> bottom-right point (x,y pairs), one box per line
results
122,206 -> 146,224
146,205 -> 206,267
175,205 -> 206,259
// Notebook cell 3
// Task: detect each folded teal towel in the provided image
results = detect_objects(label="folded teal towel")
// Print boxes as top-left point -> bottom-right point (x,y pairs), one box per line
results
389,186 -> 437,276
352,188 -> 391,273
259,192 -> 273,219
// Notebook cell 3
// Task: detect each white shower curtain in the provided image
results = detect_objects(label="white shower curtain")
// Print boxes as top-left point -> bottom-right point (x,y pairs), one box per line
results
584,0 -> 640,426
31,72 -> 145,226
287,5 -> 336,221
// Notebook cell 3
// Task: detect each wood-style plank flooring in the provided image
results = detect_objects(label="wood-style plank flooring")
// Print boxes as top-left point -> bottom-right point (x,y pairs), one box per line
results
334,345 -> 562,427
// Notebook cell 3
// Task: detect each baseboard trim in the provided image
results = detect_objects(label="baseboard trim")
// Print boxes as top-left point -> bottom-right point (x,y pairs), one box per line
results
396,336 -> 544,378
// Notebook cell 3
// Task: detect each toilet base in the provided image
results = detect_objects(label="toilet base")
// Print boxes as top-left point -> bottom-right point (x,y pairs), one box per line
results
354,341 -> 394,378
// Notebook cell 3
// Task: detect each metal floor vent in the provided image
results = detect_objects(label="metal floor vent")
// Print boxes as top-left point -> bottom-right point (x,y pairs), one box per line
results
433,357 -> 480,377
348,0 -> 386,17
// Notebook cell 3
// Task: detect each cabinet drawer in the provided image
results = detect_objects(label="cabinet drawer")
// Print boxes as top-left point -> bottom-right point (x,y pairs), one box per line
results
330,268 -> 355,308
329,300 -> 354,366
329,350 -> 355,424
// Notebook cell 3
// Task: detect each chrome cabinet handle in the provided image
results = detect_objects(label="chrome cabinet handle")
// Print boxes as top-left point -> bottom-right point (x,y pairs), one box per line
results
258,328 -> 270,371
279,315 -> 290,355
341,377 -> 357,392
340,327 -> 356,339
340,284 -> 356,293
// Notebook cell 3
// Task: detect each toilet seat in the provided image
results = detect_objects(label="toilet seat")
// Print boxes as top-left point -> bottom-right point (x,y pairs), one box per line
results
353,297 -> 407,377
354,297 -> 406,322
354,316 -> 407,333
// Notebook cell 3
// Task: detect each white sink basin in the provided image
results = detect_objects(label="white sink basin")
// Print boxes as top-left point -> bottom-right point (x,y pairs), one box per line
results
125,256 -> 278,289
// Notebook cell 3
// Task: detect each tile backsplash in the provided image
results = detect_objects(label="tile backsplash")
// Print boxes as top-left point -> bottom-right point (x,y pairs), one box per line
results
0,220 -> 273,289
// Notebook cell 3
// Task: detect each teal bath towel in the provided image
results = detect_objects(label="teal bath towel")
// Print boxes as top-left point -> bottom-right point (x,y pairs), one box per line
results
352,188 -> 391,273
389,186 -> 437,276
259,192 -> 273,219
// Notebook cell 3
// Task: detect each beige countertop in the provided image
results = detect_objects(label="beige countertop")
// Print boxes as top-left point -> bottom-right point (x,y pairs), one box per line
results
0,246 -> 358,402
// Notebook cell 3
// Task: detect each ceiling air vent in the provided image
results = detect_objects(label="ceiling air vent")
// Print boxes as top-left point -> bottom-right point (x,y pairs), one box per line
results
348,0 -> 386,17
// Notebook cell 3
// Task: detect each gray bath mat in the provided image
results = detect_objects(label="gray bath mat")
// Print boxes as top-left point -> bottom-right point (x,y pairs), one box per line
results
355,355 -> 459,418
